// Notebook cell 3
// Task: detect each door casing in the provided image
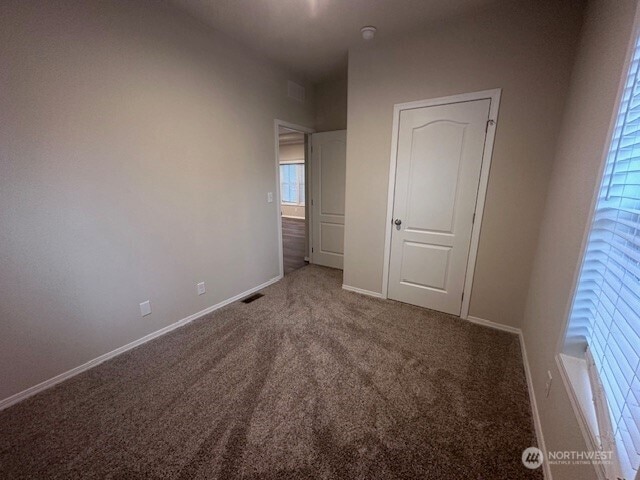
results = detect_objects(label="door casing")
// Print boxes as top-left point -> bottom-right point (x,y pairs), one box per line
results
274,119 -> 315,279
381,89 -> 501,319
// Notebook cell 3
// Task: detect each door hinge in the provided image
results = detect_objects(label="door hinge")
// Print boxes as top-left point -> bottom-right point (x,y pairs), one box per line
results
311,199 -> 314,206
312,247 -> 314,253
472,213 -> 476,224
486,119 -> 495,133
461,292 -> 464,302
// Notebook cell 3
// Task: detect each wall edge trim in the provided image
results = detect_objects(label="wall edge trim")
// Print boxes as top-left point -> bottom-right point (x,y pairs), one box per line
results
0,274 -> 282,411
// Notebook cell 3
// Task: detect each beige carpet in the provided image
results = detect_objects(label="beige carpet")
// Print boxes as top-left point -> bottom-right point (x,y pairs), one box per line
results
0,265 -> 541,479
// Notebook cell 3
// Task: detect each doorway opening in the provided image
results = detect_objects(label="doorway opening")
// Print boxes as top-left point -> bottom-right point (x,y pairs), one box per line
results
276,123 -> 312,276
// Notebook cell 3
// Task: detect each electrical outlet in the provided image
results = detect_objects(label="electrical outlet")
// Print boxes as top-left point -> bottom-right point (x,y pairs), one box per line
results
267,192 -> 273,203
545,370 -> 553,398
140,300 -> 151,317
197,282 -> 206,296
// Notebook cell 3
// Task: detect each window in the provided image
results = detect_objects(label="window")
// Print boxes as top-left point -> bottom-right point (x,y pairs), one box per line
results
280,163 -> 305,205
565,36 -> 640,480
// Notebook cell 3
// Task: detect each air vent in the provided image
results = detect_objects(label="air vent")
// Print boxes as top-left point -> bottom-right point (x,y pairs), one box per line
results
241,293 -> 264,304
287,80 -> 305,103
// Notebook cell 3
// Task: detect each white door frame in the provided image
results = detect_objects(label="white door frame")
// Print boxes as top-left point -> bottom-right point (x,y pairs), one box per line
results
381,89 -> 501,319
274,119 -> 315,278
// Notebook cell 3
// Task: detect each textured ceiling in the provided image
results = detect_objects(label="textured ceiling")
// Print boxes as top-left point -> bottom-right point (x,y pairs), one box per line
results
170,0 -> 503,83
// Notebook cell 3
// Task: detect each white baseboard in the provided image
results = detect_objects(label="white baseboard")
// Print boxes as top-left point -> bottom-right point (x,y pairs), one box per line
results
281,215 -> 305,220
341,284 -> 384,298
0,282 -> 551,480
0,274 -> 282,412
519,330 -> 552,480
465,315 -> 521,334
464,315 -> 550,479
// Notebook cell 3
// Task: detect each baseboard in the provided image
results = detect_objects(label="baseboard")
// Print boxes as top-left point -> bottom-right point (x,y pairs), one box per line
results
0,274 -> 282,412
0,281 -> 550,480
519,331 -> 552,480
464,316 -> 550,479
465,315 -> 521,334
341,284 -> 384,298
281,215 -> 305,220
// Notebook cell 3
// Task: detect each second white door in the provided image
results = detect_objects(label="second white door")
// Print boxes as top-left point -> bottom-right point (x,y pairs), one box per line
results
388,99 -> 491,315
311,130 -> 346,269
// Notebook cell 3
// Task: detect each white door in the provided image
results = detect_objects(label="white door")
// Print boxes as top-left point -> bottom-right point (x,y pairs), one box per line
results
388,99 -> 490,315
311,130 -> 346,269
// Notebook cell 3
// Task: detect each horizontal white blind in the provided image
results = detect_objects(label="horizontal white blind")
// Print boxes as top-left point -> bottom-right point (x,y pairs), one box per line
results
567,36 -> 640,480
280,163 -> 305,204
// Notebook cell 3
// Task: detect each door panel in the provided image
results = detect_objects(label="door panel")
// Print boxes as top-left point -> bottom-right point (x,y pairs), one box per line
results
400,242 -> 451,290
319,140 -> 346,216
320,222 -> 344,255
406,121 -> 466,233
311,130 -> 347,269
388,100 -> 490,315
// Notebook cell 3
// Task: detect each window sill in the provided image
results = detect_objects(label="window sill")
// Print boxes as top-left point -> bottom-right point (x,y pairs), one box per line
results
556,353 -> 608,479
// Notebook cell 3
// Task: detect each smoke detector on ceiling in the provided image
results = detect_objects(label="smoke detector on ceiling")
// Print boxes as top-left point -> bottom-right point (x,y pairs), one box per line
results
360,26 -> 377,41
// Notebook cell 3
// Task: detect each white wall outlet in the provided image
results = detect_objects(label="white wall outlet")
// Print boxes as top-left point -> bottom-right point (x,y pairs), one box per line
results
267,192 -> 273,203
545,370 -> 553,398
139,300 -> 151,317
197,282 -> 206,295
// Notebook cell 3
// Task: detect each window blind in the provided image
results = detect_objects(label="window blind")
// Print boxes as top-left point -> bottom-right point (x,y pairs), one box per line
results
566,36 -> 640,480
280,163 -> 305,204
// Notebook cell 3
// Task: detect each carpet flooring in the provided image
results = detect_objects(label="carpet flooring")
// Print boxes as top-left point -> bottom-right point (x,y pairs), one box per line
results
0,265 -> 541,479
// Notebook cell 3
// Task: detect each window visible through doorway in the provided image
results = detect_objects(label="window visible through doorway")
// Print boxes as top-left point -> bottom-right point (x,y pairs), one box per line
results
280,163 -> 305,205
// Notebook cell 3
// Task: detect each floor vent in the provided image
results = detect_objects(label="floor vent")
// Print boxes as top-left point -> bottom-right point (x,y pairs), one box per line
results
241,293 -> 264,304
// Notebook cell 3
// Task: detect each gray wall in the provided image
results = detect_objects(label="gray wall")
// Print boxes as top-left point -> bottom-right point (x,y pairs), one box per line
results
315,75 -> 348,132
343,1 -> 585,328
521,0 -> 638,478
0,0 -> 315,401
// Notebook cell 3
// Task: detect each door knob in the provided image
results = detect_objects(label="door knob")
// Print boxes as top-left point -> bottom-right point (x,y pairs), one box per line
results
394,218 -> 402,230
